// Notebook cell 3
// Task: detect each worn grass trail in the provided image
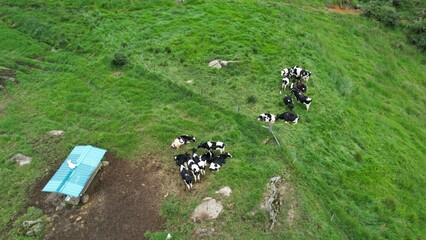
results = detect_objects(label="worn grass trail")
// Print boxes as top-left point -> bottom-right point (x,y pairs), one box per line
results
1,0 -> 425,239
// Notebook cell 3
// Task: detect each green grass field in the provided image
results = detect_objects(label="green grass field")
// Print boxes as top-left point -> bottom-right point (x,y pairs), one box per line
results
1,0 -> 425,239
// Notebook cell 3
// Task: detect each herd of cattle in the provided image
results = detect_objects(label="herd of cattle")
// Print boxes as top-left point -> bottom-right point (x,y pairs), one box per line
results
171,135 -> 232,190
170,66 -> 312,190
258,65 -> 313,125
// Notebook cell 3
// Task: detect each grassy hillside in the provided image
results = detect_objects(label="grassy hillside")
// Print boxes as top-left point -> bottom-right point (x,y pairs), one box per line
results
1,0 -> 425,239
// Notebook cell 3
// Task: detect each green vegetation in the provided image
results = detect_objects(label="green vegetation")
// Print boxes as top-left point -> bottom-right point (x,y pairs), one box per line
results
1,0 -> 425,239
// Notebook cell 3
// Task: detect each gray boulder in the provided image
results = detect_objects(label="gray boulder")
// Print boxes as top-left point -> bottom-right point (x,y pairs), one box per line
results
191,197 -> 223,222
11,154 -> 32,166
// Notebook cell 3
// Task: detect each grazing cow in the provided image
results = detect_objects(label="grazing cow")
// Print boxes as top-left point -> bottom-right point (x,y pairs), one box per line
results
294,80 -> 307,93
290,85 -> 312,111
179,164 -> 193,190
191,148 -> 205,176
201,151 -> 214,165
280,76 -> 290,94
187,158 -> 201,182
257,113 -> 276,123
277,112 -> 299,124
209,153 -> 233,171
291,66 -> 311,82
283,95 -> 294,111
171,134 -> 196,149
174,153 -> 190,167
198,141 -> 225,154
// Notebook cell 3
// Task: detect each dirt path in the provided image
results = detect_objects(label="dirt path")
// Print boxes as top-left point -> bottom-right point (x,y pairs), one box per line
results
30,152 -> 180,240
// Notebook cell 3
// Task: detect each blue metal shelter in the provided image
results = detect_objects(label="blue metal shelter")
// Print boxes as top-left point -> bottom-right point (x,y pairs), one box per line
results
42,145 -> 107,198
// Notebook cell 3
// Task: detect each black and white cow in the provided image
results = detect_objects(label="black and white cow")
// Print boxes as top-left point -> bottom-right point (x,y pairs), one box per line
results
209,153 -> 233,172
290,85 -> 312,111
187,157 -> 201,182
281,67 -> 292,78
179,164 -> 193,190
198,141 -> 225,154
171,134 -> 196,149
291,66 -> 311,82
257,113 -> 276,123
277,112 -> 299,124
190,148 -> 205,176
283,95 -> 294,111
201,151 -> 215,165
174,153 -> 191,167
280,76 -> 290,94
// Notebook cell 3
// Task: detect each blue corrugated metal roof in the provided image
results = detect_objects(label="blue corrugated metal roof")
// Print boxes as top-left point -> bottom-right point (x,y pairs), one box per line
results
42,145 -> 107,197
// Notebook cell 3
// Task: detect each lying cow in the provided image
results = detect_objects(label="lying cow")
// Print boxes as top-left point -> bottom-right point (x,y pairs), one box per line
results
198,141 -> 225,154
209,153 -> 233,172
257,113 -> 276,123
171,134 -> 196,149
277,112 -> 299,124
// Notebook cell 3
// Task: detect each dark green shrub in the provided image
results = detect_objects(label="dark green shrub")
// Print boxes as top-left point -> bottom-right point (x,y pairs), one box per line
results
246,95 -> 257,104
406,19 -> 426,52
363,4 -> 400,27
111,52 -> 129,67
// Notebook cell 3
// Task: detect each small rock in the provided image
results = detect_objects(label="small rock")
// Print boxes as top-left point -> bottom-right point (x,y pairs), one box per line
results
81,194 -> 89,204
76,216 -> 82,222
166,233 -> 172,240
51,47 -> 57,52
101,161 -> 109,167
216,186 -> 232,197
48,130 -> 64,136
22,219 -> 42,228
191,198 -> 223,222
194,228 -> 215,238
11,153 -> 32,166
186,79 -> 194,84
208,60 -> 222,69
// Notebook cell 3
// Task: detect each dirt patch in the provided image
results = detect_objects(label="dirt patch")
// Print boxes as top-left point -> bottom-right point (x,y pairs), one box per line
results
29,152 -> 180,240
328,5 -> 361,15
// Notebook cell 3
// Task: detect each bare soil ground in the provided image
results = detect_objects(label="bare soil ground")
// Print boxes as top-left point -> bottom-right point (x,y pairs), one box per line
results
29,152 -> 181,240
328,5 -> 361,15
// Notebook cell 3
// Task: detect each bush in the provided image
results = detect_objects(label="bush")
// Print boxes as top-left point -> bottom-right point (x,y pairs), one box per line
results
246,95 -> 257,104
363,4 -> 400,27
111,52 -> 129,67
406,19 -> 426,52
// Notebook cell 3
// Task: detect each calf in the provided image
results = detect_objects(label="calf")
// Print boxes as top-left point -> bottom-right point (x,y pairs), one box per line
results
191,148 -> 205,176
174,153 -> 190,167
291,66 -> 311,82
277,112 -> 299,124
209,153 -> 232,172
283,95 -> 294,111
198,141 -> 225,154
171,134 -> 196,149
187,158 -> 201,182
179,165 -> 193,190
290,86 -> 312,111
257,113 -> 276,123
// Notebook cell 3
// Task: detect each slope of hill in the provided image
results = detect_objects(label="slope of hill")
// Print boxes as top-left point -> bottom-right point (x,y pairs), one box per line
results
1,0 -> 425,239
